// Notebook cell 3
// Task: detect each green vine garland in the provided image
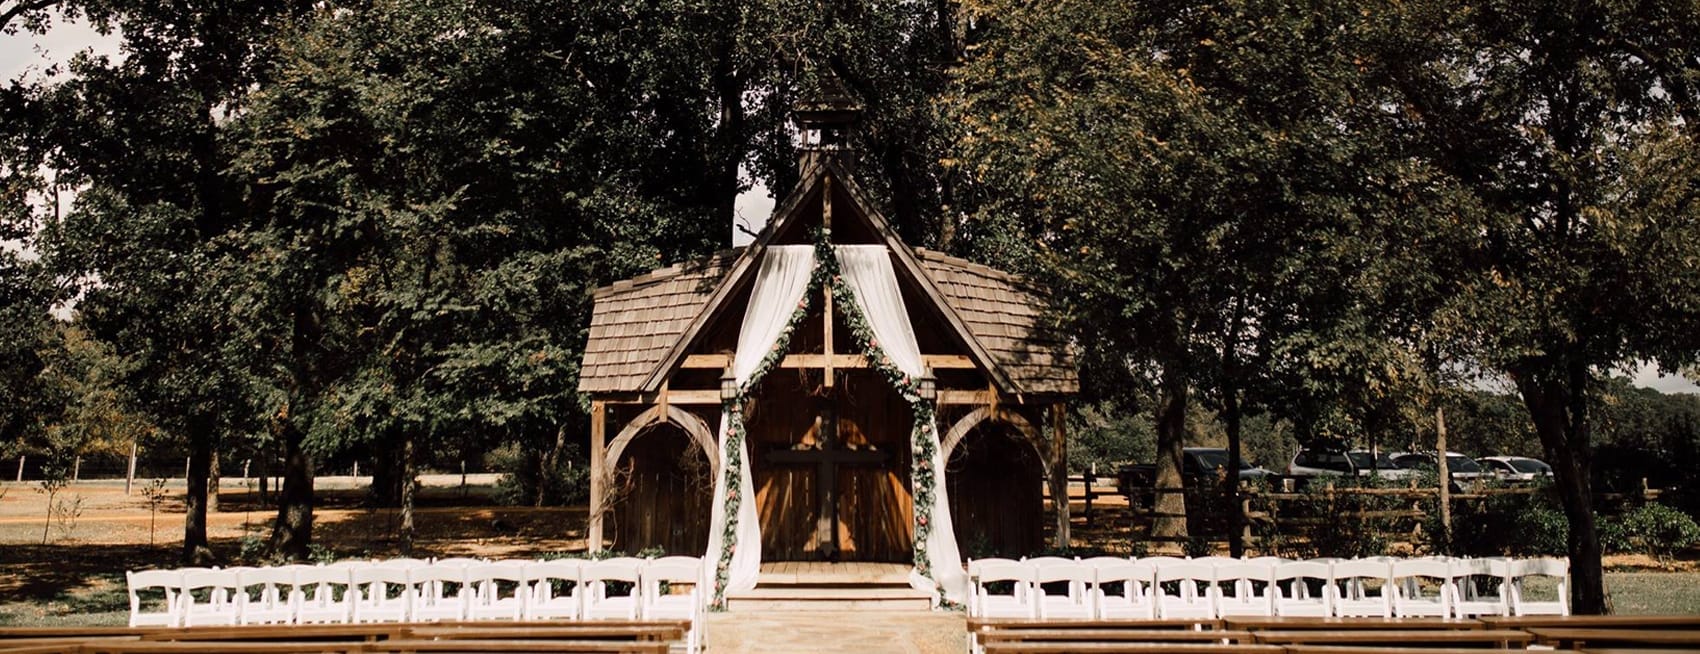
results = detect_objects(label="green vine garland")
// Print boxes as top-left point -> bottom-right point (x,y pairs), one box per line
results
707,235 -> 958,610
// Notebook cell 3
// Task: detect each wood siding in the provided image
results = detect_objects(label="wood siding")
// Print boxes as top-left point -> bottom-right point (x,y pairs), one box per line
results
609,424 -> 713,555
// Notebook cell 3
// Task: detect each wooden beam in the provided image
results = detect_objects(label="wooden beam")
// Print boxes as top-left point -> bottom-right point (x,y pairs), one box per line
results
680,353 -> 975,370
823,175 -> 835,389
588,400 -> 607,553
938,389 -> 998,405
605,390 -> 722,405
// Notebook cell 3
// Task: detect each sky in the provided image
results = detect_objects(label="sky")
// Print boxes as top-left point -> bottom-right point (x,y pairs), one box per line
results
7,20 -> 1697,394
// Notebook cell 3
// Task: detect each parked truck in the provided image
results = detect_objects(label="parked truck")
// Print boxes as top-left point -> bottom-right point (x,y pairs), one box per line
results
1116,447 -> 1272,507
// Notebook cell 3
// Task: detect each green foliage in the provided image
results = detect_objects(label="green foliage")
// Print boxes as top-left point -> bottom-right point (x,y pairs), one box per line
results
1273,477 -> 1408,559
490,443 -> 589,508
1620,503 -> 1700,561
1068,402 -> 1155,473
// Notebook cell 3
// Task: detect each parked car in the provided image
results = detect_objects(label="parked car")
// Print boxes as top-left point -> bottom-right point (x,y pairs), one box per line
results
1117,447 -> 1272,505
1388,451 -> 1494,482
1285,447 -> 1417,480
1479,455 -> 1554,481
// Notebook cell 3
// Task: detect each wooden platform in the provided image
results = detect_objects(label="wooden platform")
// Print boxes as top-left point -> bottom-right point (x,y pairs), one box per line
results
724,562 -> 933,612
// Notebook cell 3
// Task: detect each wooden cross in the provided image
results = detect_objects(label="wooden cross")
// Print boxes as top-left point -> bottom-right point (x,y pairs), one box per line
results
763,398 -> 889,560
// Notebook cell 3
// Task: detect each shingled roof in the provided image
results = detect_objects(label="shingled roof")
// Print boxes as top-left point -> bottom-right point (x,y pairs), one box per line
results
577,245 -> 1078,396
578,251 -> 739,394
915,249 -> 1079,396
577,158 -> 1078,398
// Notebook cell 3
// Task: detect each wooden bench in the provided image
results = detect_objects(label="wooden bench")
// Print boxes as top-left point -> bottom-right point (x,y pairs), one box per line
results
79,642 -> 366,653
364,640 -> 671,654
0,645 -> 81,654
1221,617 -> 1485,631
978,629 -> 1255,645
1479,615 -> 1700,630
401,626 -> 684,642
139,625 -> 410,642
1249,629 -> 1534,648
1522,627 -> 1700,649
971,619 -> 1224,632
1282,647 -> 1579,654
981,644 -> 1283,654
0,629 -> 155,640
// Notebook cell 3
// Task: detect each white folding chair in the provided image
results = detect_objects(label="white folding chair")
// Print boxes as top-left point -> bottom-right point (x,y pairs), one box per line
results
1508,557 -> 1569,616
236,566 -> 300,625
1452,557 -> 1510,617
1272,560 -> 1332,617
582,557 -> 644,620
1329,558 -> 1392,617
180,567 -> 242,626
466,562 -> 528,621
294,565 -> 353,624
641,556 -> 704,654
379,558 -> 430,568
410,564 -> 471,622
126,569 -> 182,628
1093,561 -> 1156,619
969,561 -> 1037,619
1391,558 -> 1455,617
432,557 -> 484,569
1081,556 -> 1132,570
1212,560 -> 1276,617
1035,561 -> 1095,619
351,566 -> 413,623
1154,560 -> 1215,619
524,559 -> 583,621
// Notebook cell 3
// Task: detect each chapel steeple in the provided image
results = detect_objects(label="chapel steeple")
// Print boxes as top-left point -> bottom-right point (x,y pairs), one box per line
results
793,70 -> 863,171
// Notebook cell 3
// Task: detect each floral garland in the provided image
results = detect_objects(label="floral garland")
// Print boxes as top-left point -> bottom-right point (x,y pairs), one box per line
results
707,235 -> 958,610
708,249 -> 837,610
816,242 -> 958,609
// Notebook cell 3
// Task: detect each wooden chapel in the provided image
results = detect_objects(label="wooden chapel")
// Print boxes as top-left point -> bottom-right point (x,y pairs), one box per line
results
575,90 -> 1079,569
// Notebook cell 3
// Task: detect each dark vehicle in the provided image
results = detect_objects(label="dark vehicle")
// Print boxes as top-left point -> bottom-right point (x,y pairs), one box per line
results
1117,447 -> 1271,506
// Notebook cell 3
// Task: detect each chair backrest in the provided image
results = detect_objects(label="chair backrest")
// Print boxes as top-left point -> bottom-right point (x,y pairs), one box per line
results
1509,557 -> 1569,615
432,557 -> 483,569
1391,558 -> 1452,582
1272,560 -> 1331,586
1095,562 -> 1155,595
974,562 -> 1033,587
1154,560 -> 1214,585
236,567 -> 296,599
526,559 -> 583,584
583,558 -> 644,586
468,562 -> 527,584
411,564 -> 469,585
377,558 -> 430,569
1021,556 -> 1073,567
1137,556 -> 1189,567
1033,561 -> 1093,585
642,558 -> 703,586
182,568 -> 239,594
1214,560 -> 1274,592
1331,559 -> 1392,587
127,569 -> 182,623
967,558 -> 1020,577
1080,556 -> 1131,570
352,566 -> 412,590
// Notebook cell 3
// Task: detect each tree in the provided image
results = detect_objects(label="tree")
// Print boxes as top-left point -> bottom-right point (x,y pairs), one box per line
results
1379,0 -> 1700,613
23,0 -> 312,563
945,0 -> 1463,549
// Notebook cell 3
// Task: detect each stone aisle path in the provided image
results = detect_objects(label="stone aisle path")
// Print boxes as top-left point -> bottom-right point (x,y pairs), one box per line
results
706,611 -> 967,653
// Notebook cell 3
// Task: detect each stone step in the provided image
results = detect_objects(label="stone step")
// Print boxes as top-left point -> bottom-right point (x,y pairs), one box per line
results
724,585 -> 935,612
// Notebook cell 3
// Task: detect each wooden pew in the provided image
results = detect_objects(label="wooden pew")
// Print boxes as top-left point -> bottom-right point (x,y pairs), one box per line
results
1479,615 -> 1700,630
1282,648 -> 1579,654
982,645 -> 1283,654
1249,629 -> 1534,648
1221,617 -> 1485,631
401,626 -> 683,643
0,645 -> 81,654
1522,627 -> 1700,649
364,640 -> 671,654
139,624 -> 409,642
978,629 -> 1255,645
970,619 -> 1224,632
79,642 -> 365,654
0,629 -> 156,640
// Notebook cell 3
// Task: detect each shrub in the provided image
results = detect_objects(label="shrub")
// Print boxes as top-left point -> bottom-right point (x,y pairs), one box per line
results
1508,504 -> 1569,556
1621,503 -> 1700,560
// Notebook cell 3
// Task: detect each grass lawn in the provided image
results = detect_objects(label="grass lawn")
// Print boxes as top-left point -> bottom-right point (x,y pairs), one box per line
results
1607,572 -> 1700,614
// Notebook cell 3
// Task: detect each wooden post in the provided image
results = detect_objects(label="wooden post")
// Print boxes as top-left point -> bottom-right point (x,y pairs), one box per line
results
822,176 -> 834,389
589,400 -> 607,552
1437,406 -> 1452,548
72,456 -> 80,482
1051,403 -> 1071,549
15,455 -> 23,482
125,442 -> 138,495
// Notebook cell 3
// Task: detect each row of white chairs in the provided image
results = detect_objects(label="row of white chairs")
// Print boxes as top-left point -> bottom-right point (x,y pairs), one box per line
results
126,557 -> 704,653
966,555 -> 1569,621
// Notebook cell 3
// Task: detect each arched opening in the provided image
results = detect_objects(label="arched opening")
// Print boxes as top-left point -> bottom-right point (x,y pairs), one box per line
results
609,422 -> 714,555
947,418 -> 1045,558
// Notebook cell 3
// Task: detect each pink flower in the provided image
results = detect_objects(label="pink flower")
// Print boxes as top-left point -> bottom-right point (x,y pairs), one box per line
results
870,339 -> 879,348
918,516 -> 929,527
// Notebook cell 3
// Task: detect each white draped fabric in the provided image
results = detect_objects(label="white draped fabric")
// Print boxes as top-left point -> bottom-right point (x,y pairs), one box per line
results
835,245 -> 970,605
704,245 -> 817,595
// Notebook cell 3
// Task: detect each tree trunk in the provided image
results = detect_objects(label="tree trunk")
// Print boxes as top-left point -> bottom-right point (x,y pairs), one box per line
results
183,437 -> 214,565
1223,382 -> 1244,558
271,417 -> 314,561
1515,366 -> 1608,614
400,435 -> 417,556
1151,362 -> 1190,550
